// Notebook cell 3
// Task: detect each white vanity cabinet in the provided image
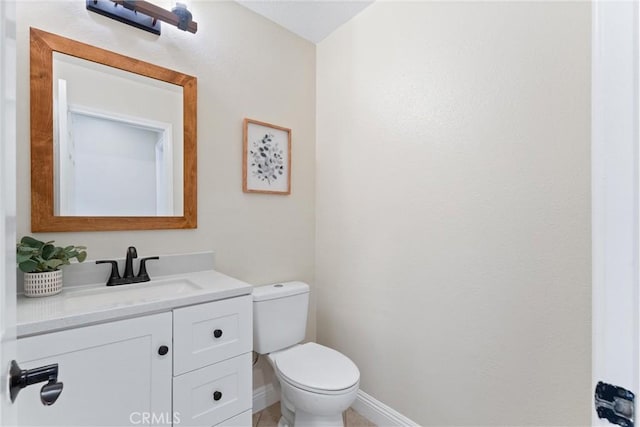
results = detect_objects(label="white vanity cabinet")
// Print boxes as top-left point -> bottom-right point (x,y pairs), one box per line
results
16,295 -> 253,427
16,312 -> 173,427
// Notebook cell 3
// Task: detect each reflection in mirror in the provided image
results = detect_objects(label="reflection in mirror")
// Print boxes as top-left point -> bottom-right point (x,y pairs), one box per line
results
52,52 -> 184,216
30,27 -> 197,232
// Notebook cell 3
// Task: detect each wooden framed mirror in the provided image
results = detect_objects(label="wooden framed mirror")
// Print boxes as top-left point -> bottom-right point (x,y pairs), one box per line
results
30,27 -> 197,232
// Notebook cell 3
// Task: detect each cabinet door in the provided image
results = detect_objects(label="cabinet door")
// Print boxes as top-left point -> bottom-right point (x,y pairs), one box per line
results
16,312 -> 172,427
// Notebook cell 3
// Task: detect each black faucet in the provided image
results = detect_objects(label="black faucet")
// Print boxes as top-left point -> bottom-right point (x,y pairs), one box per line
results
123,246 -> 137,279
96,246 -> 159,286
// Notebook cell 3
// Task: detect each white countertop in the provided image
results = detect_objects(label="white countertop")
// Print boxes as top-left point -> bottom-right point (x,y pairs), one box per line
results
17,269 -> 253,337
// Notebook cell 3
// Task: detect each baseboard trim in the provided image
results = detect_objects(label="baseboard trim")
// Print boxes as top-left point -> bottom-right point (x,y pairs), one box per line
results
253,383 -> 280,413
352,390 -> 419,427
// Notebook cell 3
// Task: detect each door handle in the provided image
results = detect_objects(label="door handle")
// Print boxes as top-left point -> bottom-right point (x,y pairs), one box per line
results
9,360 -> 64,405
594,381 -> 634,427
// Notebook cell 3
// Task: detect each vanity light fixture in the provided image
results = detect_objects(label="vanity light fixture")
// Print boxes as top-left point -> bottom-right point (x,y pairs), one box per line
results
86,0 -> 198,35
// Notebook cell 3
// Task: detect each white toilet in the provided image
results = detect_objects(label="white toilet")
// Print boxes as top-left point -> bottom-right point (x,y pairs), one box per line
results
253,282 -> 360,427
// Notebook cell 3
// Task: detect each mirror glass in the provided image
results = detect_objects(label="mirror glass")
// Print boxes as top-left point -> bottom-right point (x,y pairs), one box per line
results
30,27 -> 196,232
52,52 -> 184,217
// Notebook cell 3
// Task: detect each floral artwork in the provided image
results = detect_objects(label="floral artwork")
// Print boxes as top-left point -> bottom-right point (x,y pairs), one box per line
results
243,119 -> 291,194
249,133 -> 285,185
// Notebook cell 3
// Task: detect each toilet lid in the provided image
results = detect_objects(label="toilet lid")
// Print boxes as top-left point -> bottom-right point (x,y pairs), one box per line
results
274,343 -> 360,393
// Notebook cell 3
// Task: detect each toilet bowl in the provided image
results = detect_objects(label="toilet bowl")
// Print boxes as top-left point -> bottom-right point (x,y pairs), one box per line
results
253,282 -> 360,427
270,343 -> 360,426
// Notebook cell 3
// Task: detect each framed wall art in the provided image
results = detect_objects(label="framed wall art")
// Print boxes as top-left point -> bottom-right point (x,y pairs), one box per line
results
243,118 -> 291,195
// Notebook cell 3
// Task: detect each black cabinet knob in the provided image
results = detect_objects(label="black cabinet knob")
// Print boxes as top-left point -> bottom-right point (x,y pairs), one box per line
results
213,329 -> 223,338
158,345 -> 169,356
213,391 -> 222,401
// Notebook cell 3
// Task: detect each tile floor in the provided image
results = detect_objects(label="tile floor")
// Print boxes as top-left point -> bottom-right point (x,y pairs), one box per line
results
252,402 -> 377,427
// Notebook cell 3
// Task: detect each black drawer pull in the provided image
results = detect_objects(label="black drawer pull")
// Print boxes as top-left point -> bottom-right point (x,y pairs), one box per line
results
213,329 -> 223,339
158,345 -> 169,356
213,391 -> 222,401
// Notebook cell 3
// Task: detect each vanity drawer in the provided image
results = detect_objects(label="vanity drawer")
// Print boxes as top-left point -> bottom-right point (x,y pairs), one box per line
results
173,295 -> 252,374
214,410 -> 252,427
173,353 -> 252,427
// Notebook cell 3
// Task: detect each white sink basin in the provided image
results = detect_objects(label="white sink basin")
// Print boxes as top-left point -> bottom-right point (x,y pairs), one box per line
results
63,278 -> 203,309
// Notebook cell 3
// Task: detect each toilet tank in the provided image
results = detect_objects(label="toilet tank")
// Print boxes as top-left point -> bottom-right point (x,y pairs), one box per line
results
253,281 -> 309,354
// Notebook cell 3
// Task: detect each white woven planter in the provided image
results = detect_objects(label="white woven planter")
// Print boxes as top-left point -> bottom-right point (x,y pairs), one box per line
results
24,270 -> 63,297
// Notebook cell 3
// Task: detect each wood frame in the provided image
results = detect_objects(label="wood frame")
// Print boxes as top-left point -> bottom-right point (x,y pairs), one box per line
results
242,118 -> 291,195
30,27 -> 197,232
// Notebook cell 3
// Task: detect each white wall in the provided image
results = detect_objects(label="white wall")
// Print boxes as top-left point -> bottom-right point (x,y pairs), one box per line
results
15,0 -> 316,392
316,2 -> 591,425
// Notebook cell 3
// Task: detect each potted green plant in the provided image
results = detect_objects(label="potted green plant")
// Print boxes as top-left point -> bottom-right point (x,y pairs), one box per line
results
17,236 -> 87,297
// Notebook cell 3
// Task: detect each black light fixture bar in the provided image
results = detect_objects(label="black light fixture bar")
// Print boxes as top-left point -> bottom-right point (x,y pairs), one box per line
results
86,0 -> 198,35
86,0 -> 161,35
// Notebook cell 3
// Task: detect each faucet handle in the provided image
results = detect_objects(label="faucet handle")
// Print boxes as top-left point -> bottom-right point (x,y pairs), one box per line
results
137,257 -> 159,282
96,260 -> 121,286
